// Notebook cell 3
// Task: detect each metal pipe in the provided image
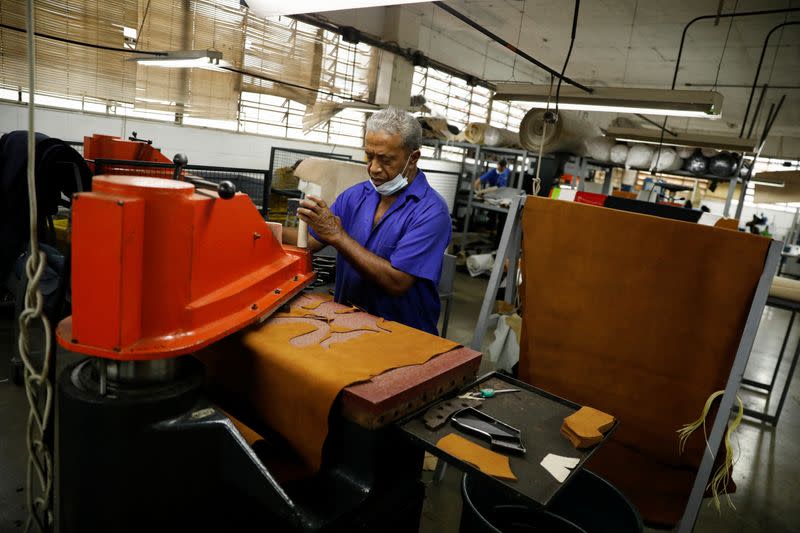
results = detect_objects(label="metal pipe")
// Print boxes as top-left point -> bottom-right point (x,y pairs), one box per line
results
746,84 -> 768,139
432,1 -> 593,93
685,83 -> 800,89
635,114 -> 678,136
735,97 -> 785,220
671,8 -> 800,91
291,13 -> 496,91
655,7 -> 799,182
739,22 -> 800,138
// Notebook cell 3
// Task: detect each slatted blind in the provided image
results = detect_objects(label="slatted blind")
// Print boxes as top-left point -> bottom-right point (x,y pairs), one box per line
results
0,0 -> 138,103
0,1 -> 378,124
134,0 -> 245,119
241,16 -> 323,105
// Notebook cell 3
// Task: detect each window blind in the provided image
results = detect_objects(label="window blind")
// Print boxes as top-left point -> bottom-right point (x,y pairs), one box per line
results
0,0 -> 138,103
134,0 -> 245,120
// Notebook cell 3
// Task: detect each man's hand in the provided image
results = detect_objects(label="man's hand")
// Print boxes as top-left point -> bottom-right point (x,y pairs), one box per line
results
298,195 -> 344,245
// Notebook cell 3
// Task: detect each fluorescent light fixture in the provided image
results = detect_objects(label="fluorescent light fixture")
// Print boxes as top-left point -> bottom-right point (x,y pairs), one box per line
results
493,84 -> 723,119
131,50 -> 223,69
247,0 -> 433,18
340,103 -> 429,114
752,178 -> 784,187
607,127 -> 757,152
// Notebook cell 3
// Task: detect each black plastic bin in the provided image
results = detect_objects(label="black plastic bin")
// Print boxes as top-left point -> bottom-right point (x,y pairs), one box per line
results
460,469 -> 643,533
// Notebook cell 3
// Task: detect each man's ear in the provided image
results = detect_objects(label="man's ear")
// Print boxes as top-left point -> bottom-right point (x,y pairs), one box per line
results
410,149 -> 421,166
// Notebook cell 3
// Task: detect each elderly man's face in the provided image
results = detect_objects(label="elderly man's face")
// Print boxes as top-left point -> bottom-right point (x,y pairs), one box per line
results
364,131 -> 418,186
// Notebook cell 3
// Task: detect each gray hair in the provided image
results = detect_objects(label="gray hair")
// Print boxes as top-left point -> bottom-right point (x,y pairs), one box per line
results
365,107 -> 422,152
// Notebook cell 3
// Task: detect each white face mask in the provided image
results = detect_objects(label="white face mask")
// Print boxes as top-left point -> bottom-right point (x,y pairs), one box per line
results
369,153 -> 412,196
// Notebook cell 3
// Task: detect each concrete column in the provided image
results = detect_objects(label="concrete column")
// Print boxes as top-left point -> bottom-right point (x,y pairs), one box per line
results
374,6 -> 419,107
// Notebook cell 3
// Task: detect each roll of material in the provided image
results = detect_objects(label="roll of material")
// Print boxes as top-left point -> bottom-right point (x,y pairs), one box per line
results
462,123 -> 519,147
466,253 -> 495,277
676,147 -> 696,159
684,151 -> 709,175
649,147 -> 683,172
709,151 -> 738,177
582,136 -> 616,162
418,116 -> 459,140
483,126 -> 520,147
625,144 -> 654,170
518,109 -> 601,154
610,144 -> 629,165
701,148 -> 720,158
621,168 -> 638,186
297,220 -> 308,249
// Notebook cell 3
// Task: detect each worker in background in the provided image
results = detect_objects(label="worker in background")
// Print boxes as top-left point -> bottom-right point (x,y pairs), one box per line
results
284,107 -> 452,335
473,158 -> 510,190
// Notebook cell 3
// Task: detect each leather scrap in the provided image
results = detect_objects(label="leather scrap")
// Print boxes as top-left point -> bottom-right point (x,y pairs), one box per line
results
300,294 -> 334,310
561,406 -> 615,449
540,453 -> 579,483
436,433 -> 516,480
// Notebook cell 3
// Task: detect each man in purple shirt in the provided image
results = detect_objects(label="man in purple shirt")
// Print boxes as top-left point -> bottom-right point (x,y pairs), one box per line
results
292,108 -> 452,335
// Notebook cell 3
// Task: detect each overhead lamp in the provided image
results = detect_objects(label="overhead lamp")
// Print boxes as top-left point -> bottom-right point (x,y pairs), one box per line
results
131,50 -> 223,69
493,84 -> 723,119
246,0 -> 433,18
751,178 -> 784,188
607,127 -> 757,152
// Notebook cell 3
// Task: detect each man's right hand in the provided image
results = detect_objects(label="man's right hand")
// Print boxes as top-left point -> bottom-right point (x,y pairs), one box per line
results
298,195 -> 345,246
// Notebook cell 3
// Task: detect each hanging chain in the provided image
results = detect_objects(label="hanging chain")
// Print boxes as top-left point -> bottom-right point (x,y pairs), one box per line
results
20,0 -> 55,530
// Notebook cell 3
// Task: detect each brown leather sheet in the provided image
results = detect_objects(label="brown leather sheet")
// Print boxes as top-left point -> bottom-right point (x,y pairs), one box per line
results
199,294 -> 458,471
518,197 -> 770,527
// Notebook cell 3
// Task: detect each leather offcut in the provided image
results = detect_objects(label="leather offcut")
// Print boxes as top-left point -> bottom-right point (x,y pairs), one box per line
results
436,433 -> 517,480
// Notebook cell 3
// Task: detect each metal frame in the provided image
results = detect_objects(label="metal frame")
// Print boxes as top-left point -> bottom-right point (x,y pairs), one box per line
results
421,140 -> 550,253
740,295 -> 800,426
678,239 -> 781,532
94,158 -> 271,216
471,195 -> 783,531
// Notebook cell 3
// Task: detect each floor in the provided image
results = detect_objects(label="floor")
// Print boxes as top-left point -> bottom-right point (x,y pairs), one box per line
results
1,273 -> 799,532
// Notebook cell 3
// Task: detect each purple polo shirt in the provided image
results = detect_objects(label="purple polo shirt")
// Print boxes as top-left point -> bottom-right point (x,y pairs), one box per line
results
310,171 -> 451,334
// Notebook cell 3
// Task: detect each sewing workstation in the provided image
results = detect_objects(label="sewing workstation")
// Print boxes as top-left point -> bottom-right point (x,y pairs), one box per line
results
2,1 -> 800,533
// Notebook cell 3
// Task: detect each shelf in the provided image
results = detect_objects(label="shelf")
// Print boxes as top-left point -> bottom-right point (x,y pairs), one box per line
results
583,159 -> 740,182
421,139 -> 554,159
457,198 -> 510,214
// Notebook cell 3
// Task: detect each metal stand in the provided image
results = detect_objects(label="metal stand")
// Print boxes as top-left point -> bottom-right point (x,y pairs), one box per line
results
678,239 -> 782,532
471,194 -> 526,351
740,296 -> 800,426
469,195 -> 783,531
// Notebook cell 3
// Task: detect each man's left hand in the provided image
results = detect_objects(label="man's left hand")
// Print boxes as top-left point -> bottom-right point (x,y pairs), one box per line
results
298,195 -> 344,245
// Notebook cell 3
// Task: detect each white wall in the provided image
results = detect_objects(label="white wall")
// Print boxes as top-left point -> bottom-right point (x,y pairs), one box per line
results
0,102 -> 365,169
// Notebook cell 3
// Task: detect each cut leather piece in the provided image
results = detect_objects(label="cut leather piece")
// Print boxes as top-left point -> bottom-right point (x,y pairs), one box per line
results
300,294 -> 334,310
199,300 -> 459,471
436,433 -> 516,480
518,197 -> 770,526
560,424 -> 601,449
540,453 -> 579,483
334,306 -> 359,314
273,309 -> 331,321
561,406 -> 615,449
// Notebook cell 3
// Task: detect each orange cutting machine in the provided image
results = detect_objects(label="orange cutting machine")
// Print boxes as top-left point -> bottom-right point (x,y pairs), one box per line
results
54,151 -> 480,532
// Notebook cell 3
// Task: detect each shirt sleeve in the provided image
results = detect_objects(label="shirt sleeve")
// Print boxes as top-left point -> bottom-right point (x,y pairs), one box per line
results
479,169 -> 495,185
389,204 -> 452,283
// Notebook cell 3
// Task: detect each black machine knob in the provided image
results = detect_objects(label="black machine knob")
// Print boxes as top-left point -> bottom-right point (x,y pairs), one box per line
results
172,153 -> 189,180
217,180 -> 236,200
